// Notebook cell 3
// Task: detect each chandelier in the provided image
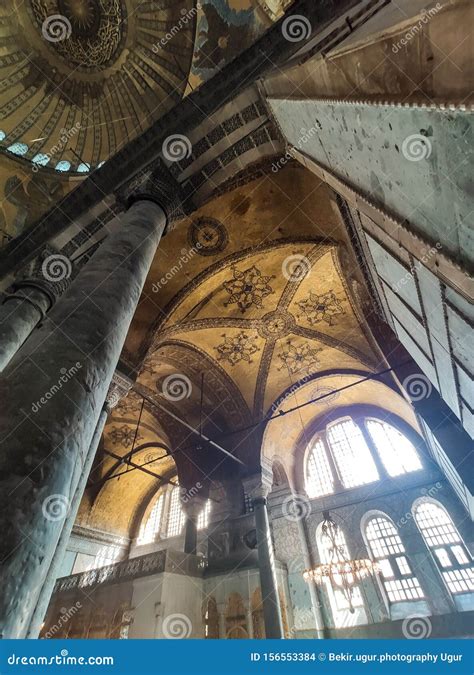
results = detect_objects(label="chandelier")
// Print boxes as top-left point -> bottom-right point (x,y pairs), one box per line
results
303,511 -> 378,613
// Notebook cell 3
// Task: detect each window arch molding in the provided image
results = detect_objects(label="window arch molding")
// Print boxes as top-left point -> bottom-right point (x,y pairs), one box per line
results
411,497 -> 474,596
361,509 -> 425,605
294,404 -> 428,496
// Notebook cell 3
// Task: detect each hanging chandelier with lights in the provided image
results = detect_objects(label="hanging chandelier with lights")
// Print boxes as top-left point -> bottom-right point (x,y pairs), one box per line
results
303,511 -> 379,612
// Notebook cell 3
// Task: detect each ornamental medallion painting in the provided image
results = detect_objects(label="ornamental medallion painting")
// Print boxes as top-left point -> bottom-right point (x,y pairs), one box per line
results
188,217 -> 228,256
109,424 -> 143,448
296,290 -> 345,326
215,331 -> 260,366
277,340 -> 322,376
223,265 -> 275,313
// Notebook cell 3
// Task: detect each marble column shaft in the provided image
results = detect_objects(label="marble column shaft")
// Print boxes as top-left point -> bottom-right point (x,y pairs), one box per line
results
253,495 -> 284,639
0,199 -> 166,637
0,281 -> 55,372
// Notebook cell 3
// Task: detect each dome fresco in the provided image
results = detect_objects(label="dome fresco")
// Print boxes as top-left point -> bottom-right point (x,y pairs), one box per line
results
0,1 -> 287,243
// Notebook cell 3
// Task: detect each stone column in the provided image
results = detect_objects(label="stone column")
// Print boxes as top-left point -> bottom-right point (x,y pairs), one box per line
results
244,469 -> 284,639
26,373 -> 132,638
0,278 -> 61,372
0,197 -> 168,638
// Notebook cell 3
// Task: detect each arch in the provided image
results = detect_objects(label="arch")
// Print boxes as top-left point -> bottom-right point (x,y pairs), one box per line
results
225,593 -> 248,639
7,142 -> 28,156
203,597 -> 219,639
412,498 -> 474,595
362,511 -> 424,604
55,160 -> 71,172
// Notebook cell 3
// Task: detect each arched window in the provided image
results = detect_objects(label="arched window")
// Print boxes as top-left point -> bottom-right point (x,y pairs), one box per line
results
197,499 -> 211,530
138,493 -> 164,545
55,160 -> 71,172
306,438 -> 334,497
167,486 -> 186,537
0,130 -> 6,141
32,153 -> 50,167
365,515 -> 424,602
76,162 -> 90,173
366,419 -> 421,476
414,501 -> 474,594
305,416 -> 422,496
7,142 -> 28,156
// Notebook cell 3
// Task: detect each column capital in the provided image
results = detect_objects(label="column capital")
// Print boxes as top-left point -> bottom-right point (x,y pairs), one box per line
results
242,457 -> 274,500
105,371 -> 134,410
118,161 -> 192,234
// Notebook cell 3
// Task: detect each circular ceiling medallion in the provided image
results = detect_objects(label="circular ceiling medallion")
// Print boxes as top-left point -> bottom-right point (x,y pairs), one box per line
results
188,217 -> 228,257
30,0 -> 127,69
258,310 -> 295,340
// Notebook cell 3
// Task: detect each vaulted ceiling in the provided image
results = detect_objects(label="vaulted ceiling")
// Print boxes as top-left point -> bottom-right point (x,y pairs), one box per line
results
81,164 -> 389,535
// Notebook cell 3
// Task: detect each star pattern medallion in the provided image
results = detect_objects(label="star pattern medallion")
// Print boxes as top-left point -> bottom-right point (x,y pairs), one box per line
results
223,265 -> 275,313
297,290 -> 344,326
109,424 -> 143,447
277,340 -> 322,376
215,331 -> 260,366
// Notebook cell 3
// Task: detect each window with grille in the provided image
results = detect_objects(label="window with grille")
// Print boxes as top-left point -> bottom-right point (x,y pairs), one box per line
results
414,501 -> 474,595
197,500 -> 211,531
167,487 -> 186,538
244,492 -> 254,514
367,420 -> 422,476
306,439 -> 334,497
365,516 -> 424,603
318,523 -> 363,612
304,416 -> 423,499
137,494 -> 164,545
327,419 -> 379,488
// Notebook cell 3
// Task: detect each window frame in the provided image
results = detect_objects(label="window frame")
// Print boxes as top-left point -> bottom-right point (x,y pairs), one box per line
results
413,498 -> 474,596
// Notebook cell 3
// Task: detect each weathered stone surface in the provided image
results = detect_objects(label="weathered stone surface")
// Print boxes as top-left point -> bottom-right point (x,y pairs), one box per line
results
0,200 -> 166,637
